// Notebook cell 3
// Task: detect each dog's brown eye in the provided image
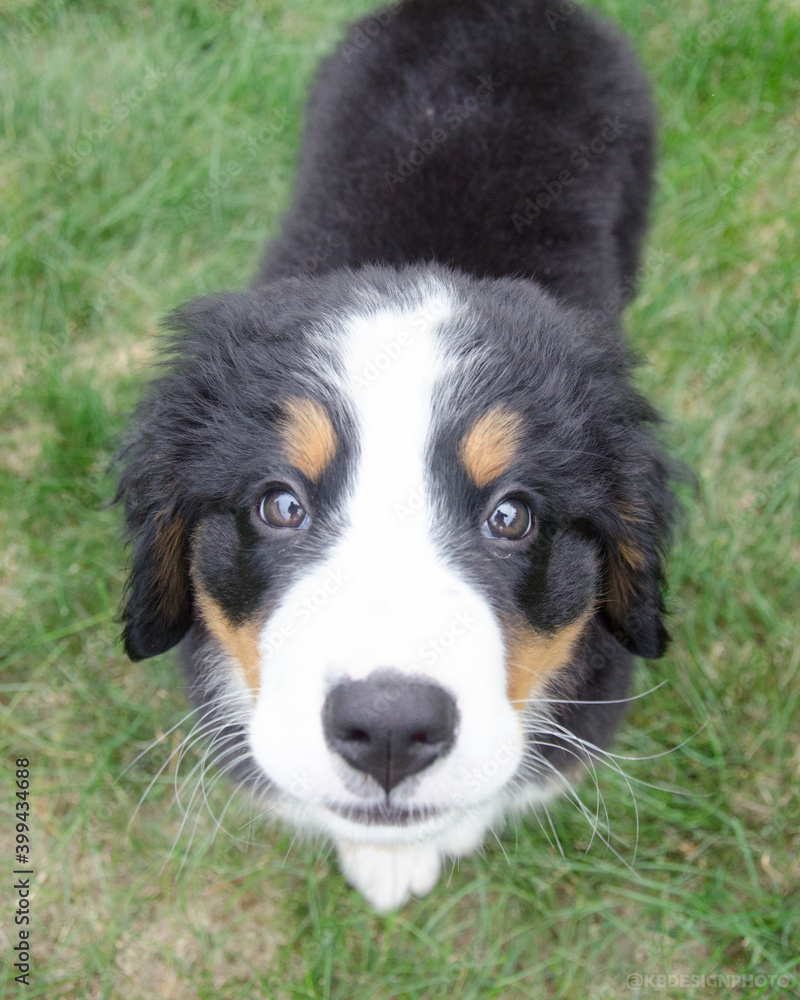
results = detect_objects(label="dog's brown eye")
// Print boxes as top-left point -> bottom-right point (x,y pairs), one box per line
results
258,489 -> 309,529
483,497 -> 534,541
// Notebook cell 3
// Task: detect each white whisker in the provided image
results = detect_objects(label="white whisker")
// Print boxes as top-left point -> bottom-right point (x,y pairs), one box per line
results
508,678 -> 669,709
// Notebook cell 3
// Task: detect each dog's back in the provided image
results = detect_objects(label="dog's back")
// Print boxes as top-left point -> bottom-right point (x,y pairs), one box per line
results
258,0 -> 654,316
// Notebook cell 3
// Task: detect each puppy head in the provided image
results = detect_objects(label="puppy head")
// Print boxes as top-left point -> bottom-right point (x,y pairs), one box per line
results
117,266 -> 673,839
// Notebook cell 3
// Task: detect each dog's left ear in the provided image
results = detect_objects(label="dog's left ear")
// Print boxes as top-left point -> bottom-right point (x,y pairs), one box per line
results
600,441 -> 674,660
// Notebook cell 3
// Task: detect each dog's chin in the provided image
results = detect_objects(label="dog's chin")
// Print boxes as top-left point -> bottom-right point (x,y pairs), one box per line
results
276,795 -> 461,846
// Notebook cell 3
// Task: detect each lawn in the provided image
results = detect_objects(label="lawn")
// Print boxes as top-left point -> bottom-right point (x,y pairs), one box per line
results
1,0 -> 798,997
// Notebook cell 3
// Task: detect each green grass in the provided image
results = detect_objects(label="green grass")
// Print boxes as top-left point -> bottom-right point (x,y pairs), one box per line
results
1,0 -> 798,996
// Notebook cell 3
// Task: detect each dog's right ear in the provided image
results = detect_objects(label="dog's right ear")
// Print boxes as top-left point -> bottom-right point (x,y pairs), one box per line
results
117,457 -> 194,661
115,289 -> 274,660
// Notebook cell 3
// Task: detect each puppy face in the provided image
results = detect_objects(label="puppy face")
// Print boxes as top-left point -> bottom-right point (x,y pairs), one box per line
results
119,265 -> 670,845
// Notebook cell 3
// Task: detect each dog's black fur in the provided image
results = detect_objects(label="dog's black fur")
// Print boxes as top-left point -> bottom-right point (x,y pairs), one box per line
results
258,0 -> 654,317
118,0 -> 674,834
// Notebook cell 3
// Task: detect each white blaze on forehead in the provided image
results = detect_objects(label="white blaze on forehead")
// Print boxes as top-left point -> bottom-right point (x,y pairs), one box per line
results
342,289 -> 451,536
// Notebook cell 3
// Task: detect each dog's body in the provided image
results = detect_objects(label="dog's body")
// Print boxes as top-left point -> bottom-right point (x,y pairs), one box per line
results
119,0 -> 674,911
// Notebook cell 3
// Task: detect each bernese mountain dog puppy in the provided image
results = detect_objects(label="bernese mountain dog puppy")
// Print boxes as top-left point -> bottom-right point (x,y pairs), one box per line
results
118,0 -> 674,911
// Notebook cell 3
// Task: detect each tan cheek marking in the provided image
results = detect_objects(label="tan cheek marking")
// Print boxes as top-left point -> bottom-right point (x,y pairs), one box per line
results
193,584 -> 262,695
280,396 -> 337,481
505,616 -> 590,709
459,405 -> 525,487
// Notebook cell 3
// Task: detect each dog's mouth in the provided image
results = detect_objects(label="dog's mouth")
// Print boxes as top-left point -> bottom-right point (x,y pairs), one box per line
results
324,800 -> 443,826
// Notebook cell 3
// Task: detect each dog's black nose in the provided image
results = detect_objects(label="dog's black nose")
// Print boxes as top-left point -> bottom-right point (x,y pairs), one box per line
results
323,672 -> 458,793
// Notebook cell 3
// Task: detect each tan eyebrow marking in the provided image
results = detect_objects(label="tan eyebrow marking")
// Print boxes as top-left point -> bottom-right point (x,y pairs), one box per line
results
280,396 -> 338,481
459,404 -> 525,487
505,615 -> 590,709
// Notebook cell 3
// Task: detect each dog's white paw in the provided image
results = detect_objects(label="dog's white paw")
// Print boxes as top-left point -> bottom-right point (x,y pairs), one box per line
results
336,839 -> 442,912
